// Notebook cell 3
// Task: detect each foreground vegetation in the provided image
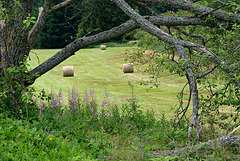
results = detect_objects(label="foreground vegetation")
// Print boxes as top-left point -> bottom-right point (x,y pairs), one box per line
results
1,87 -> 239,160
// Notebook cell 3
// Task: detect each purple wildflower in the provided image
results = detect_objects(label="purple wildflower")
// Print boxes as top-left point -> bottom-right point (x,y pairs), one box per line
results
58,91 -> 63,100
90,107 -> 94,112
0,64 -> 5,68
44,129 -> 47,135
1,57 -> 5,62
94,112 -> 97,116
39,106 -> 45,110
105,93 -> 109,97
101,101 -> 106,108
107,112 -> 110,115
221,137 -> 224,143
90,91 -> 94,95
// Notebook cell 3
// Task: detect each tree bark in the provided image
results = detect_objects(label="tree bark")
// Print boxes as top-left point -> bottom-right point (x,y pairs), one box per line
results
0,0 -> 33,66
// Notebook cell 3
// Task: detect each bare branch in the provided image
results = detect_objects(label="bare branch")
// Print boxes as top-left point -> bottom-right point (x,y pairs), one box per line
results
83,28 -> 100,37
152,135 -> 240,157
196,64 -> 218,79
136,0 -> 240,24
198,3 -> 231,18
49,0 -> 73,14
128,0 -> 158,16
28,0 -> 73,47
174,26 -> 206,45
174,82 -> 191,126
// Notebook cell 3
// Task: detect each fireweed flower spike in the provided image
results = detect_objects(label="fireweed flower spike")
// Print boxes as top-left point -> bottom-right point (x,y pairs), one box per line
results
58,90 -> 63,100
101,101 -> 106,108
89,90 -> 95,95
221,137 -> 224,143
39,106 -> 44,110
44,129 -> 48,135
90,107 -> 94,112
1,57 -> 5,62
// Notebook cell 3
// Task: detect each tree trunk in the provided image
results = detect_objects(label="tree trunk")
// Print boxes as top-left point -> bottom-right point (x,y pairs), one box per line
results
0,0 -> 32,66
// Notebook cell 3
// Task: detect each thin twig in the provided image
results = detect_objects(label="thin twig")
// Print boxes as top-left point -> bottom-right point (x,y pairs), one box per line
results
83,28 -> 100,37
128,0 -> 158,16
196,65 -> 218,79
198,3 -> 231,18
30,51 -> 40,65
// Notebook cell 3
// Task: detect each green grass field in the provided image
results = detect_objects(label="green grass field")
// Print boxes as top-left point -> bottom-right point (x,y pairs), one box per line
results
29,47 -> 190,118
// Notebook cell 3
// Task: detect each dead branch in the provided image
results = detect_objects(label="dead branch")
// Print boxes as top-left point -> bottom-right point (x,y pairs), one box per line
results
49,0 -> 73,14
151,134 -> 240,158
128,0 -> 158,16
196,65 -> 218,79
198,3 -> 231,18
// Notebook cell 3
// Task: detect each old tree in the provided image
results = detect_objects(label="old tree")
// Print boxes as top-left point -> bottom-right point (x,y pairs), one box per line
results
0,0 -> 240,146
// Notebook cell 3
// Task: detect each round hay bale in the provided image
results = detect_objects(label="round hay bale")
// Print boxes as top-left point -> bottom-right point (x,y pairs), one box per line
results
100,45 -> 106,50
62,66 -> 74,77
123,63 -> 134,73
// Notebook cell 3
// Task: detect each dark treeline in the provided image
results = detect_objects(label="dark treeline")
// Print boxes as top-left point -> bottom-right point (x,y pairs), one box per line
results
33,0 -> 172,49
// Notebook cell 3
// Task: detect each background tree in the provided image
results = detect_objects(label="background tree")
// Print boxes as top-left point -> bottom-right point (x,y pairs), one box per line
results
34,0 -> 82,49
77,0 -> 130,41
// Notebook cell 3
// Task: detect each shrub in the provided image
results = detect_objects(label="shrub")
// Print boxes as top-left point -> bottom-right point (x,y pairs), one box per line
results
0,58 -> 39,118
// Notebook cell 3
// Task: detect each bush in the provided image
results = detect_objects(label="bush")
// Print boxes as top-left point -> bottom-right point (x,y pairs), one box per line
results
0,58 -> 39,118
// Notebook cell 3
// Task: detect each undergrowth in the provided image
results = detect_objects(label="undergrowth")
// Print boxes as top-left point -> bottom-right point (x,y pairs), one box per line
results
0,86 -> 239,160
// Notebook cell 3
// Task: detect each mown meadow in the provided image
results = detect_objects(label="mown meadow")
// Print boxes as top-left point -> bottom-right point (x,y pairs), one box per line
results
0,45 -> 239,160
28,46 -> 190,118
